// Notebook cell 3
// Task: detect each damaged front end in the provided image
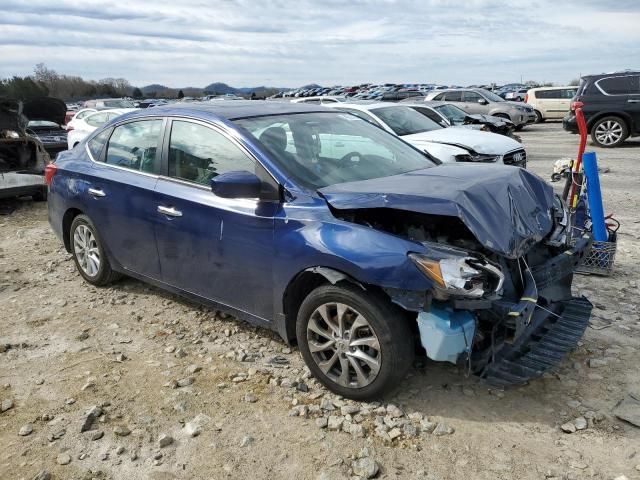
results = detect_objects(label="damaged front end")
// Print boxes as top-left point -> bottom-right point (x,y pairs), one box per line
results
321,166 -> 592,386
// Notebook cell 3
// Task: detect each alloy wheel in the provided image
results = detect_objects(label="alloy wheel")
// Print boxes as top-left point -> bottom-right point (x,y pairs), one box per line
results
73,224 -> 101,277
306,302 -> 381,388
595,120 -> 623,146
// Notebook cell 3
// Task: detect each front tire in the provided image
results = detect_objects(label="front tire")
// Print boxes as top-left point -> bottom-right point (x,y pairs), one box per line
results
591,116 -> 628,148
534,110 -> 544,123
70,214 -> 120,286
296,284 -> 414,400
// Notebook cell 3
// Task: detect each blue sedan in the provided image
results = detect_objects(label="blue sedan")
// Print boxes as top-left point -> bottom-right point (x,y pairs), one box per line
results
47,101 -> 591,399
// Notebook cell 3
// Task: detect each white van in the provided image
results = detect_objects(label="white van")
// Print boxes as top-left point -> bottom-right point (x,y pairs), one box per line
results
526,87 -> 578,122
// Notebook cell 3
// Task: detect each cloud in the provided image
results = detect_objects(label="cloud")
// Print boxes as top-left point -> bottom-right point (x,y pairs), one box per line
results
1,0 -> 639,87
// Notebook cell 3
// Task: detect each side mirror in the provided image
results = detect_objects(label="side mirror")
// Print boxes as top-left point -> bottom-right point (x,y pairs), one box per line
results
477,98 -> 488,105
211,170 -> 262,199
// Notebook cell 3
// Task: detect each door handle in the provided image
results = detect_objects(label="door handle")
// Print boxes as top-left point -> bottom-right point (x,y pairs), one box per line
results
157,206 -> 182,217
334,142 -> 345,147
628,99 -> 640,103
88,188 -> 106,197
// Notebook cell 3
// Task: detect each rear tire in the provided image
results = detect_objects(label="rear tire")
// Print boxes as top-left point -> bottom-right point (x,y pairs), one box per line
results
70,214 -> 120,286
591,116 -> 628,148
296,284 -> 414,400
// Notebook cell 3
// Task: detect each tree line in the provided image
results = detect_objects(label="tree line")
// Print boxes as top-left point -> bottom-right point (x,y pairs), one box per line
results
0,63 -> 135,101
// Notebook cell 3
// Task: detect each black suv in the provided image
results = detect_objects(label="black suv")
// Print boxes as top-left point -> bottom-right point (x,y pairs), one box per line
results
563,71 -> 640,147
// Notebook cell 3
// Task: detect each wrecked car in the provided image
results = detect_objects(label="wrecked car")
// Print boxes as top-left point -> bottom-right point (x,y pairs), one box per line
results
47,101 -> 592,399
0,98 -> 49,200
23,96 -> 68,159
402,100 -> 518,138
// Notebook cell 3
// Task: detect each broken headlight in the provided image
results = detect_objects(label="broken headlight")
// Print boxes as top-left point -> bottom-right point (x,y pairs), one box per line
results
454,153 -> 498,163
1,130 -> 20,139
409,249 -> 504,298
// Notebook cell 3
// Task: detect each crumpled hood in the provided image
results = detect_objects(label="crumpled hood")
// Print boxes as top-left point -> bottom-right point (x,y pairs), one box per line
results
319,164 -> 555,258
23,97 -> 67,126
402,128 -> 522,155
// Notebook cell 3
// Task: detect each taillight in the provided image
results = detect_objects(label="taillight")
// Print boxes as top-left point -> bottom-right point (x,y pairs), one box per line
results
570,100 -> 584,112
44,163 -> 57,185
524,94 -> 528,103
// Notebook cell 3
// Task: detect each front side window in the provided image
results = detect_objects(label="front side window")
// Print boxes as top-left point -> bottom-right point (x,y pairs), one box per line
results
371,106 -> 443,136
462,91 -> 483,102
478,89 -> 504,102
434,104 -> 468,124
104,120 -> 163,172
235,112 -> 435,190
168,120 -> 255,186
411,107 -> 449,127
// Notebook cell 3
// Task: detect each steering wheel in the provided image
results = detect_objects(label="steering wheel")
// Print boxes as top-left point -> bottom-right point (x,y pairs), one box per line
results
338,151 -> 363,164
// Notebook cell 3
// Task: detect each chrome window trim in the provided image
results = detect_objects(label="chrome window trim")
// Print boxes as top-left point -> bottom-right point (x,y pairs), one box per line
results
85,113 -> 280,191
594,75 -> 640,96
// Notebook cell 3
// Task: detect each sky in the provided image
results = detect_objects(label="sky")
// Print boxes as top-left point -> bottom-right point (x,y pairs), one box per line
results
1,0 -> 639,88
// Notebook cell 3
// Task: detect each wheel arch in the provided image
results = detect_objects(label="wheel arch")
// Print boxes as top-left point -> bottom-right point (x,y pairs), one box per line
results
62,207 -> 84,252
586,111 -> 633,133
281,266 -> 366,343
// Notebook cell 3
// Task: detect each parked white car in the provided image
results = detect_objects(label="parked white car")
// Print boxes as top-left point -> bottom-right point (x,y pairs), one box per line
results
291,96 -> 346,105
67,109 -> 136,149
325,103 -> 527,167
65,108 -> 96,132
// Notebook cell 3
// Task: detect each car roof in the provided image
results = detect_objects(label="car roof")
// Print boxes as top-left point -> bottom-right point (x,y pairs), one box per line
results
122,100 -> 331,121
326,102 -> 410,112
582,71 -> 640,80
528,86 -> 576,91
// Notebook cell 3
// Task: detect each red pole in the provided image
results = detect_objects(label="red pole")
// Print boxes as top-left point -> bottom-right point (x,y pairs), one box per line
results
567,108 -> 588,207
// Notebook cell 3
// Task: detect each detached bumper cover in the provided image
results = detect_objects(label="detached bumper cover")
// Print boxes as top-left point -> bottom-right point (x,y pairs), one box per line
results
478,236 -> 592,385
480,296 -> 592,386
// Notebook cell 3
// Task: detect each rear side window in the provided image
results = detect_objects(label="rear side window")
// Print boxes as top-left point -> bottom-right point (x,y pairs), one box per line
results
104,120 -> 163,173
168,120 -> 256,186
597,76 -> 635,95
87,130 -> 110,160
535,90 -> 561,99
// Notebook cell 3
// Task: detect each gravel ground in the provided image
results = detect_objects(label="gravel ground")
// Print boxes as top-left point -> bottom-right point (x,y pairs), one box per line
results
1,122 -> 639,480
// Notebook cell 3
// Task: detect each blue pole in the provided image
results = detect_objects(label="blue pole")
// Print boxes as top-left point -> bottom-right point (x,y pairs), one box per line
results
582,151 -> 608,242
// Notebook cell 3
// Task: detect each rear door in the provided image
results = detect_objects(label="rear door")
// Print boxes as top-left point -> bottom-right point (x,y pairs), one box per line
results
82,118 -> 165,278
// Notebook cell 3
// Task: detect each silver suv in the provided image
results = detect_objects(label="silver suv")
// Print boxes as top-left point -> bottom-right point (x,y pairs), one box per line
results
424,88 -> 536,129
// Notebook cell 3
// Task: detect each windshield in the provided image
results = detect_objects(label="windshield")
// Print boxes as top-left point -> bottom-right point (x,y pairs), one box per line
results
235,112 -> 435,190
27,120 -> 60,128
434,104 -> 467,124
478,89 -> 504,102
370,106 -> 443,136
103,99 -> 135,108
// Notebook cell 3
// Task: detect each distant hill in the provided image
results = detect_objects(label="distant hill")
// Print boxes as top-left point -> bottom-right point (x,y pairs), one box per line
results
139,82 -> 292,98
140,84 -> 169,95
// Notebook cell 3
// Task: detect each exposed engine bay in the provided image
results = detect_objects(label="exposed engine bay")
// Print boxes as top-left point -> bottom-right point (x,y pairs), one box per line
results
333,199 -> 592,386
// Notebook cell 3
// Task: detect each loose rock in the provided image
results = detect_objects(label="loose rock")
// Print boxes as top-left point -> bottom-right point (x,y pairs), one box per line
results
351,457 -> 380,479
19,424 -> 33,436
